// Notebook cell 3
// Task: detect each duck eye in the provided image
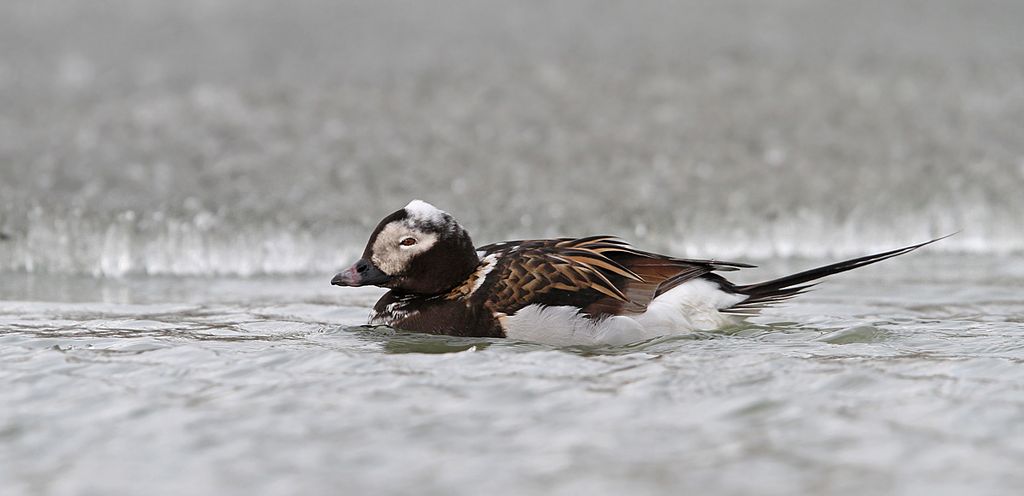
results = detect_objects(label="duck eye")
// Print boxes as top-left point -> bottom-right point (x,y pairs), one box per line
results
400,237 -> 417,247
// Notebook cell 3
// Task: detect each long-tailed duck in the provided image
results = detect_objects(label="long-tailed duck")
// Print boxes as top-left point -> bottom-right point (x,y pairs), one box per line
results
332,200 -> 946,345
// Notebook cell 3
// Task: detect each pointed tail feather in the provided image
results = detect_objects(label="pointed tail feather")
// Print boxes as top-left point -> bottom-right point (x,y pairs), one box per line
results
725,234 -> 954,314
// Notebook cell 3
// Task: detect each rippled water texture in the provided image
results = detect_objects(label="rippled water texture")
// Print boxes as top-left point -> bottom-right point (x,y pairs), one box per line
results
2,1 -> 1024,495
2,258 -> 1024,496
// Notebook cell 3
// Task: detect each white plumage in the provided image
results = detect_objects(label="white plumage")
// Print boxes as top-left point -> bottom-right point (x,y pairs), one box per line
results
502,278 -> 747,346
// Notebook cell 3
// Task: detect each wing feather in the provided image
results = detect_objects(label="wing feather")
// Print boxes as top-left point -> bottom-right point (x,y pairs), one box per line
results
481,236 -> 752,318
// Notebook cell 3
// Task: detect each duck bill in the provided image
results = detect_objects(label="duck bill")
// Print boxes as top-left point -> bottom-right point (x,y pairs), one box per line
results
331,259 -> 392,287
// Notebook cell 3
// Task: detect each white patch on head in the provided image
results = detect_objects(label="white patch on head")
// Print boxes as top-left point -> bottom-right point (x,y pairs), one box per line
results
499,279 -> 749,346
404,199 -> 447,225
370,221 -> 439,275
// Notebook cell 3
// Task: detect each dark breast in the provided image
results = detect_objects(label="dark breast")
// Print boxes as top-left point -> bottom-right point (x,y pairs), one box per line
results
372,291 -> 505,338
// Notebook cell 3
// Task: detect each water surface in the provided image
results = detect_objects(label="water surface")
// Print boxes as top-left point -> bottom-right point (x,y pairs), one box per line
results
2,256 -> 1023,495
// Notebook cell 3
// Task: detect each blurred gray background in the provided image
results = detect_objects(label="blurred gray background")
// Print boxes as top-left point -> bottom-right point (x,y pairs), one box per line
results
1,0 -> 1022,275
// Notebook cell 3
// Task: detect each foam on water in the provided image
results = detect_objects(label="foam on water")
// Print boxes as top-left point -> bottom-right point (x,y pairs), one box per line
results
0,202 -> 1018,276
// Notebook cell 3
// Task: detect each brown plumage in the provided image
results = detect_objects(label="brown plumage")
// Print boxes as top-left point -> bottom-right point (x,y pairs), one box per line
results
477,236 -> 753,318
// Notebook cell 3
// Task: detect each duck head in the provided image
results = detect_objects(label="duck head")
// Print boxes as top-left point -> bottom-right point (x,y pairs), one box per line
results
331,200 -> 480,295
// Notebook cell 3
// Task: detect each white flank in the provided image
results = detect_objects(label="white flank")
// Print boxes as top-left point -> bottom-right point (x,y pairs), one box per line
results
404,199 -> 447,224
502,305 -> 647,346
502,278 -> 749,346
632,278 -> 747,333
